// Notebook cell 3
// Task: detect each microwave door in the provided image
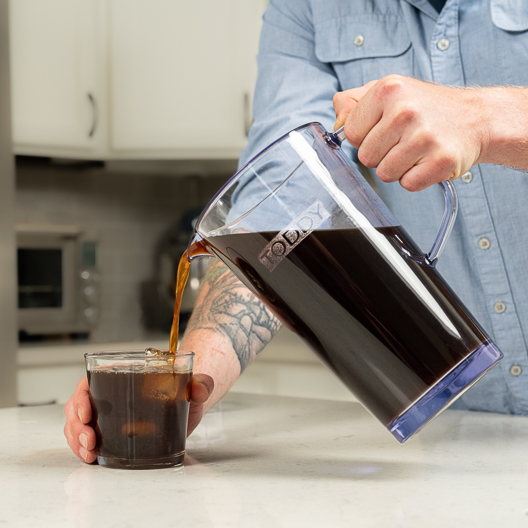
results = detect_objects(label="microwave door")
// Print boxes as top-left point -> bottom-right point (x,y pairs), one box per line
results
18,248 -> 63,309
18,234 -> 77,335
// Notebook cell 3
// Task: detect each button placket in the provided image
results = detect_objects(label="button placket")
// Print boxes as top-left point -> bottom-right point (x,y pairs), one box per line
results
430,0 -> 465,86
455,164 -> 528,409
406,0 -> 528,411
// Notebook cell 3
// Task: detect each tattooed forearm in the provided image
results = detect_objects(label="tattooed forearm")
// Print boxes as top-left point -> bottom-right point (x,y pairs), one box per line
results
185,259 -> 281,372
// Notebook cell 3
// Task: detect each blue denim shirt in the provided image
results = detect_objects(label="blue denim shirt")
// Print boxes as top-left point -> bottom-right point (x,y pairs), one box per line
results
238,0 -> 528,415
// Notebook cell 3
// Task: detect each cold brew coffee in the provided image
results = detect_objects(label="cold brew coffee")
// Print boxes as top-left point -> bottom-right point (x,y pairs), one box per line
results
86,352 -> 193,469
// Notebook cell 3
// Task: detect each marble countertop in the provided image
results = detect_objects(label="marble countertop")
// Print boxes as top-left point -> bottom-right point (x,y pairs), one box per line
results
1,393 -> 528,527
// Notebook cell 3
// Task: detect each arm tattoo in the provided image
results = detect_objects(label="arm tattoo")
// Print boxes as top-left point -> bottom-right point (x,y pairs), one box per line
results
185,259 -> 281,372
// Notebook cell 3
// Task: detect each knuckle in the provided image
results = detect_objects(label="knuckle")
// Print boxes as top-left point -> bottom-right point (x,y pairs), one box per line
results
376,166 -> 396,183
400,177 -> 421,193
436,154 -> 458,174
65,437 -> 75,452
377,74 -> 405,97
332,92 -> 343,106
358,148 -> 378,169
344,122 -> 361,146
416,126 -> 436,146
69,420 -> 82,438
393,104 -> 417,126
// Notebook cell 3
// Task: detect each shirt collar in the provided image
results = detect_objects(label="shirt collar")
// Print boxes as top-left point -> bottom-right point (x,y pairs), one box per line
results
401,0 -> 440,20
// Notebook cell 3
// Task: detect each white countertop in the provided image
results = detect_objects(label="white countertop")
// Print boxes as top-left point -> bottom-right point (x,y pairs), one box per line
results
1,393 -> 528,527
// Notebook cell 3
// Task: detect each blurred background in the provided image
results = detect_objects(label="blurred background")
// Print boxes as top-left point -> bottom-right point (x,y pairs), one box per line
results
0,0 -> 357,408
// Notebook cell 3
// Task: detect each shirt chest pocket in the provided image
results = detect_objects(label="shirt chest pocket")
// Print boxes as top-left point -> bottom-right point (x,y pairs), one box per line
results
314,15 -> 413,90
490,0 -> 528,84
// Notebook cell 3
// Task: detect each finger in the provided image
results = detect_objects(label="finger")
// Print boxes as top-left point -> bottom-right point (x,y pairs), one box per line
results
186,374 -> 214,437
64,399 -> 97,457
343,88 -> 385,148
345,76 -> 413,149
72,377 -> 92,425
375,136 -> 428,183
357,115 -> 404,169
66,416 -> 97,452
64,422 -> 97,464
64,378 -> 97,461
190,374 -> 214,404
398,155 -> 458,192
64,397 -> 72,419
187,401 -> 204,437
333,95 -> 358,131
333,80 -> 378,130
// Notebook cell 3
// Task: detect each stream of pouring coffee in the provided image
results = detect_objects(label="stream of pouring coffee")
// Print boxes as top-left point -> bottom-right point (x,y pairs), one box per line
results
168,240 -> 208,353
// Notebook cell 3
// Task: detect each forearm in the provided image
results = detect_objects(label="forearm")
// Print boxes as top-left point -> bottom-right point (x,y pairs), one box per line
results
180,259 -> 281,412
475,86 -> 528,170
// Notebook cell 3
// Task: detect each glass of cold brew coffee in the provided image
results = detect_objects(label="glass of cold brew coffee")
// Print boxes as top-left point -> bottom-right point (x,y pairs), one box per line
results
85,350 -> 194,469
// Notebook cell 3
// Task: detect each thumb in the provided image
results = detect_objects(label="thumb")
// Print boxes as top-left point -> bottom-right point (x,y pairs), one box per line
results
333,80 -> 378,130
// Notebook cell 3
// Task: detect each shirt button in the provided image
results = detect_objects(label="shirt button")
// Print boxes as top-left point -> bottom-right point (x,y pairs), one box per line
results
437,38 -> 450,51
354,35 -> 365,47
461,171 -> 473,183
478,237 -> 491,250
510,365 -> 522,376
494,301 -> 506,314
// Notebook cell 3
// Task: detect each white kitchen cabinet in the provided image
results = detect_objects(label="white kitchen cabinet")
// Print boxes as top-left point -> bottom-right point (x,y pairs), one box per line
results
108,0 -> 263,159
18,363 -> 86,406
9,0 -> 106,158
9,0 -> 265,160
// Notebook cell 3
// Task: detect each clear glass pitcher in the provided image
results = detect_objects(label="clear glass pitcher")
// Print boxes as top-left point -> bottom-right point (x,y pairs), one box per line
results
189,122 -> 503,443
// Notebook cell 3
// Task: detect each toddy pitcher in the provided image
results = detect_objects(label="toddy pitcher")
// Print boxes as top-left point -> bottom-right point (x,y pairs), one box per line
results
188,122 -> 503,443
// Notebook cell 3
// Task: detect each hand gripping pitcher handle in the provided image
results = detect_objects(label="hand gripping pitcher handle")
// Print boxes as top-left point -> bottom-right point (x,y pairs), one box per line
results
332,125 -> 458,267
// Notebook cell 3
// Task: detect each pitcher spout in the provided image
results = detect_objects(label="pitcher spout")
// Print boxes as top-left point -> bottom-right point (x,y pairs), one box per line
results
187,233 -> 211,261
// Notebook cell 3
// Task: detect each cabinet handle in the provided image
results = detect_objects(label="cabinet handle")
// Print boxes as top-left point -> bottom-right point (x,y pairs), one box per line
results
87,93 -> 98,138
243,92 -> 253,137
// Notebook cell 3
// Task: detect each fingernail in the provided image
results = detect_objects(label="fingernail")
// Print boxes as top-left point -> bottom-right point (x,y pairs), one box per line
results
334,117 -> 345,131
79,447 -> 89,462
78,408 -> 84,423
79,433 -> 88,450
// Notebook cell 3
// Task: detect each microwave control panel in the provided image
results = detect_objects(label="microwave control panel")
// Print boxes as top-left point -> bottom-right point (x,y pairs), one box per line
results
79,239 -> 100,329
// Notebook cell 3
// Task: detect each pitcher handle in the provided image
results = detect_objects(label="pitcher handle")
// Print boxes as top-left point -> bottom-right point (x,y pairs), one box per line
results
332,125 -> 458,267
426,180 -> 458,266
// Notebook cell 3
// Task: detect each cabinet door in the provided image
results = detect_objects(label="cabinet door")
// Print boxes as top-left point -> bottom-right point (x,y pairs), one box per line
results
109,0 -> 265,159
9,0 -> 102,155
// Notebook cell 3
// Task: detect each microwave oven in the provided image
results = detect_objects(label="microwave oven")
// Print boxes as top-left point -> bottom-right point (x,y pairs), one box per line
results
17,224 -> 100,337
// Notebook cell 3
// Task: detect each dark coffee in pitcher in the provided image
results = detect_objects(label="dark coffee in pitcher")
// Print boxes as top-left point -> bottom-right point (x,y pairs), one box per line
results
202,225 -> 489,427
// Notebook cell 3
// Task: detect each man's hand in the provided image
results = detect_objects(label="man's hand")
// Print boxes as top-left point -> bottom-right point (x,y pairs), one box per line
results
333,75 -> 495,191
64,373 -> 214,464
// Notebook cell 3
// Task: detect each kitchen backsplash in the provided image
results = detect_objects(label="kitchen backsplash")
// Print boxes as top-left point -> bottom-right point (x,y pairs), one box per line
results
15,159 -> 229,343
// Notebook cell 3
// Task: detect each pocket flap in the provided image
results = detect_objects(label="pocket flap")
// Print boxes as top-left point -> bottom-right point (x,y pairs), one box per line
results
315,15 -> 411,63
491,0 -> 528,32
